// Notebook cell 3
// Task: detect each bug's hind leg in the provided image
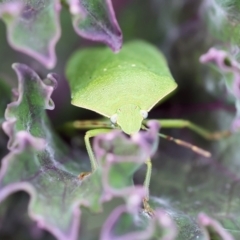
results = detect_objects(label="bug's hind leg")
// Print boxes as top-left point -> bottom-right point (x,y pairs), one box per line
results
142,158 -> 154,215
155,119 -> 231,140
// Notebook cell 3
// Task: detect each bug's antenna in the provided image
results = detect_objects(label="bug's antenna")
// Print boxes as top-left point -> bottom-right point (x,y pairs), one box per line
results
142,126 -> 211,158
158,132 -> 211,158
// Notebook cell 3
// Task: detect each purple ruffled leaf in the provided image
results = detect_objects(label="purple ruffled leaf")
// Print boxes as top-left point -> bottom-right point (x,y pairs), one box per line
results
93,121 -> 159,208
0,63 -> 104,240
0,79 -> 11,125
154,209 -> 178,240
0,63 -> 161,239
200,48 -> 240,131
100,205 -> 177,240
198,213 -> 234,240
2,63 -> 57,149
68,0 -> 122,52
0,131 -> 83,240
0,191 -> 55,240
0,0 -> 61,69
132,121 -> 160,157
0,79 -> 11,160
0,1 -> 22,17
93,122 -> 175,240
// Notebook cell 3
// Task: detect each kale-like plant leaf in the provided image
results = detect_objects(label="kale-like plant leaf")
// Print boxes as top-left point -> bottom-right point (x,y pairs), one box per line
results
0,64 -> 163,240
0,0 -> 61,69
1,64 -> 100,240
0,0 -> 122,68
68,0 -> 122,52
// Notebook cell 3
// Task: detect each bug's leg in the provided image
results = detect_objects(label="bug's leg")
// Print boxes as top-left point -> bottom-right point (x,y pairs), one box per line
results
84,129 -> 113,172
58,121 -> 114,179
145,119 -> 231,140
143,158 -> 152,196
142,158 -> 154,215
72,119 -> 112,130
62,119 -> 112,132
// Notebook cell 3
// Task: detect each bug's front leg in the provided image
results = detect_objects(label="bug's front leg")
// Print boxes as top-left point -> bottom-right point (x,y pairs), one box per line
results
58,119 -> 113,178
84,129 -> 112,171
78,128 -> 112,180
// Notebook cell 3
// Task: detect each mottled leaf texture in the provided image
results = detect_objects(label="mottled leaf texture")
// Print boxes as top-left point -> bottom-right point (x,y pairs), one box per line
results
91,123 -> 179,240
93,121 -> 159,203
101,206 -> 177,240
0,64 -> 164,240
68,0 -> 122,52
0,0 -> 61,69
200,0 -> 240,45
0,64 -> 106,240
0,79 -> 10,125
198,213 -> 234,240
200,48 -> 240,131
0,79 -> 10,159
0,63 -> 94,240
148,111 -> 240,239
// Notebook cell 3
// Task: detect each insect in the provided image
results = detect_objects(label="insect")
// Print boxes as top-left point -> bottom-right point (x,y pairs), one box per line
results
65,40 -> 229,212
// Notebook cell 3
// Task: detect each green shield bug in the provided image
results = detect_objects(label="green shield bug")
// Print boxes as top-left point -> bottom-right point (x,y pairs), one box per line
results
65,40 -> 230,213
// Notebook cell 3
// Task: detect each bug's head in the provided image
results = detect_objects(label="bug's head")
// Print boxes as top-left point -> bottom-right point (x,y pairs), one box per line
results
110,104 -> 148,135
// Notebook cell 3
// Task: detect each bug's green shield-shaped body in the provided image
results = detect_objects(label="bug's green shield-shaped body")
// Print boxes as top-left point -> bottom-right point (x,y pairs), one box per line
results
66,40 -> 177,134
66,40 -> 177,115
